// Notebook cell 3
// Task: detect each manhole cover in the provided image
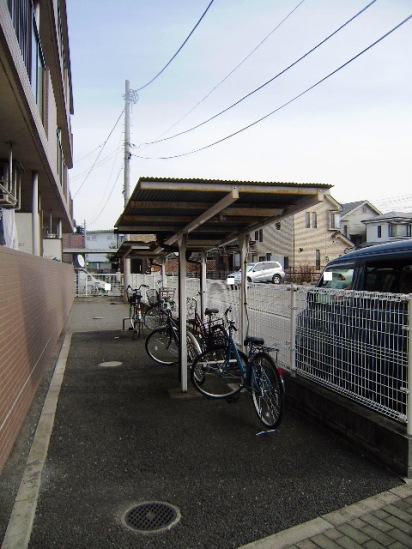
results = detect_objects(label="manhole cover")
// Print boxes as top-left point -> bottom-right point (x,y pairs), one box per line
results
122,501 -> 181,534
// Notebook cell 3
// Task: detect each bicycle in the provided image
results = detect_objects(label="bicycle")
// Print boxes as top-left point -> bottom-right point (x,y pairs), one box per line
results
125,284 -> 149,338
144,286 -> 177,331
186,296 -> 226,351
145,307 -> 202,365
190,308 -> 285,428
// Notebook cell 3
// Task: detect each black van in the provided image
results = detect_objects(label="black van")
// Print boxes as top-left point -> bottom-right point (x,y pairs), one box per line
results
295,240 -> 412,418
317,240 -> 412,294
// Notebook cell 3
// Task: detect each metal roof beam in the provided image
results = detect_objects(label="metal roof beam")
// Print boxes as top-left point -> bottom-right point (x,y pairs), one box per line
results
165,187 -> 239,246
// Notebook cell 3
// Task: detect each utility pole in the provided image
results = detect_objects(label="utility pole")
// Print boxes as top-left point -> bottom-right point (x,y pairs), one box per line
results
123,80 -> 137,295
123,79 -> 131,207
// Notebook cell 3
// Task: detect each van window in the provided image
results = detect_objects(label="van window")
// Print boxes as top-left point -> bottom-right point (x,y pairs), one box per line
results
365,262 -> 412,293
319,266 -> 354,290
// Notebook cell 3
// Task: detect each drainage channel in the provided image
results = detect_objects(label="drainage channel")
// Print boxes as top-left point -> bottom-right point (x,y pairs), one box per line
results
122,502 -> 181,534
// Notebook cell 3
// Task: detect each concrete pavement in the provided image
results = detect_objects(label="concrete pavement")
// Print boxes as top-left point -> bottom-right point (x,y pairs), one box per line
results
1,297 -> 411,548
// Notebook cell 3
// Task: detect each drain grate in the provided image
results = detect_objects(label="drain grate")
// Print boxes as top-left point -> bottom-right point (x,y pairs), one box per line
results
123,501 -> 180,534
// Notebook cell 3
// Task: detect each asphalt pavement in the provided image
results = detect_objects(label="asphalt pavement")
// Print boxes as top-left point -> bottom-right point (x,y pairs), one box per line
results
1,297 -> 411,549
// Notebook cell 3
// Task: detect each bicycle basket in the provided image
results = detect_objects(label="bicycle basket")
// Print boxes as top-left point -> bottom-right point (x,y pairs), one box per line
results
146,288 -> 159,306
204,319 -> 228,350
128,290 -> 141,304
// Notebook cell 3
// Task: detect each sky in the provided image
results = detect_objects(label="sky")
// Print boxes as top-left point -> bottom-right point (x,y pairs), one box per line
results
66,0 -> 412,230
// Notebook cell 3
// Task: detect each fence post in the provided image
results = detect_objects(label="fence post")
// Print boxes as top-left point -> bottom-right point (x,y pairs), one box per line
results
407,297 -> 412,436
290,284 -> 297,376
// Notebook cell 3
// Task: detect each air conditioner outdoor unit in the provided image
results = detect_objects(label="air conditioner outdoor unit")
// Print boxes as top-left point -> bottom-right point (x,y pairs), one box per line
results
0,191 -> 18,208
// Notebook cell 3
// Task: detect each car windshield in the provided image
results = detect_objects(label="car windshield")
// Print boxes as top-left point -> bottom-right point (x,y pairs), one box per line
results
246,264 -> 254,272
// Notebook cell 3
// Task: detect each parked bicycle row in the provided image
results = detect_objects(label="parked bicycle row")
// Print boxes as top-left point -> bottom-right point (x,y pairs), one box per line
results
123,283 -> 285,430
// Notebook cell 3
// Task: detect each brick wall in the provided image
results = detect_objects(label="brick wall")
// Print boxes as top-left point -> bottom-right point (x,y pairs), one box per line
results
0,247 -> 75,473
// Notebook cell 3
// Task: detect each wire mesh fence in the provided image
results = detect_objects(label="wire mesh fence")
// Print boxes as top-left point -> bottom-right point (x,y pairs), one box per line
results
127,273 -> 410,425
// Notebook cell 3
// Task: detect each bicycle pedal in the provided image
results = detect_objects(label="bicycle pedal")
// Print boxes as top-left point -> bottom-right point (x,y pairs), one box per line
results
128,327 -> 133,331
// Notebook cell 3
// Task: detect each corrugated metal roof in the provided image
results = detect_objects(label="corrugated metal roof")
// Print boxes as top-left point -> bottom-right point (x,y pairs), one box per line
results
115,177 -> 332,256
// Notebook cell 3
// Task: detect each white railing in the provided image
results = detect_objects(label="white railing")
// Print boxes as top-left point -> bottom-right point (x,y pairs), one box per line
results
122,274 -> 412,427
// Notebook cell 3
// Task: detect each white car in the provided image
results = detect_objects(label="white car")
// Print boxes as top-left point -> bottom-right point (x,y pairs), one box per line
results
234,261 -> 285,285
225,273 -> 236,286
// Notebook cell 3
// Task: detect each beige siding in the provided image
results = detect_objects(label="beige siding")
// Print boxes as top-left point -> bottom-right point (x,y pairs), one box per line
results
293,199 -> 348,270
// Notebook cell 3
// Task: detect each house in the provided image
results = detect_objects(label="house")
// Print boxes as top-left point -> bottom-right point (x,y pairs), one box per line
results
242,193 -> 353,278
340,201 -> 381,246
0,0 -> 75,472
85,230 -> 125,272
362,211 -> 412,244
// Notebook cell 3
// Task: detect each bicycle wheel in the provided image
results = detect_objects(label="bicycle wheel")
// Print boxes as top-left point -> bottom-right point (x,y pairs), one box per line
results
191,347 -> 246,399
187,331 -> 202,363
128,303 -> 137,331
145,326 -> 178,365
250,352 -> 284,428
144,305 -> 162,331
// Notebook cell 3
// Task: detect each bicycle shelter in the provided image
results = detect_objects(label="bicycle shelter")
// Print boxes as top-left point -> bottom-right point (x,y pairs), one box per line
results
114,177 -> 332,391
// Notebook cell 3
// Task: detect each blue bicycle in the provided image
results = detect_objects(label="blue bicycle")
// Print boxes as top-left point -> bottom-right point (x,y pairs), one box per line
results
190,308 -> 285,428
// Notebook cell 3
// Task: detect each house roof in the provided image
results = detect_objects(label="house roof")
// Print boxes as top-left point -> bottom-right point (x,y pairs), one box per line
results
362,211 -> 412,223
114,177 -> 332,256
341,200 -> 381,216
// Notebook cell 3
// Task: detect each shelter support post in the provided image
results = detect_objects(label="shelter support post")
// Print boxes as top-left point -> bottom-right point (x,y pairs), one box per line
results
178,234 -> 188,392
200,251 -> 207,319
161,257 -> 166,287
123,258 -> 131,301
238,233 -> 249,351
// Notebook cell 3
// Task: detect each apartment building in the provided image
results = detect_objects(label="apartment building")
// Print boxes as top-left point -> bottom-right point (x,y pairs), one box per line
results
0,0 -> 75,472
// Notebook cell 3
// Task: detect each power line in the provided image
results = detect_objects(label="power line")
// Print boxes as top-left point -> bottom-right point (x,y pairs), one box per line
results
149,0 -> 307,142
136,0 -> 216,92
73,109 -> 124,198
88,132 -> 123,219
87,168 -> 123,226
140,0 -> 377,147
132,15 -> 411,161
70,147 -> 123,181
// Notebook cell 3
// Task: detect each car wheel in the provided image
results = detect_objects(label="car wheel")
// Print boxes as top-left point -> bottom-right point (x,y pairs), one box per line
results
272,275 -> 281,284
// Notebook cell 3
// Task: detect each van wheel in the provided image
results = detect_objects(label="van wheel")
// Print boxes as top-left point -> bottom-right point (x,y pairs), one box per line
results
272,275 -> 281,284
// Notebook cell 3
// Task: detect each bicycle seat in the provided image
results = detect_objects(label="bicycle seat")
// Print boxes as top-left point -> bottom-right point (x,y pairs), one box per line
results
204,308 -> 219,316
244,336 -> 264,346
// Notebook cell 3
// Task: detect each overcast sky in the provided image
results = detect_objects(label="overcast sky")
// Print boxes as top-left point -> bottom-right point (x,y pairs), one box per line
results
66,0 -> 412,230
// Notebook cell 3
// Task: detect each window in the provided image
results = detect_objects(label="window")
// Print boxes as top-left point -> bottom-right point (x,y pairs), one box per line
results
377,225 -> 382,238
389,224 -> 411,238
312,212 -> 317,228
284,256 -> 289,269
330,212 -> 341,229
365,262 -> 412,293
254,229 -> 263,242
320,266 -> 354,289
266,253 -> 272,261
305,212 -> 317,228
315,249 -> 321,270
